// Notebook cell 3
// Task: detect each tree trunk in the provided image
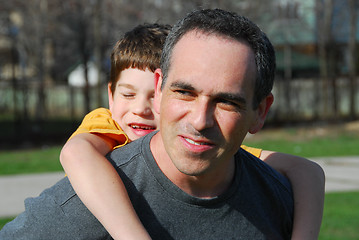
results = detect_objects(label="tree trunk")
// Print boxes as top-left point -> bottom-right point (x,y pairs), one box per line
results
82,58 -> 90,114
93,0 -> 103,107
79,18 -> 91,115
284,44 -> 292,116
35,0 -> 48,121
317,0 -> 334,119
348,0 -> 357,119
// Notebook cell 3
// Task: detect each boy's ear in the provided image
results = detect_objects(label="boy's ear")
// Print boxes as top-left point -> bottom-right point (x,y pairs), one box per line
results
248,93 -> 274,134
108,83 -> 114,111
153,68 -> 163,114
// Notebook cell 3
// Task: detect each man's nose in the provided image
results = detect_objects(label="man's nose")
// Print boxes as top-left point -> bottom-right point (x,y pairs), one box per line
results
190,99 -> 215,131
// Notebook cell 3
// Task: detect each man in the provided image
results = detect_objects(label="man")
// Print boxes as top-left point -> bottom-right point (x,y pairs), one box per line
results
1,9 -> 293,239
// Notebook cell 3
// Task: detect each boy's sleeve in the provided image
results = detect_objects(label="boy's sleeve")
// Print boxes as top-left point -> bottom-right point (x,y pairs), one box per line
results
241,145 -> 262,158
69,108 -> 129,149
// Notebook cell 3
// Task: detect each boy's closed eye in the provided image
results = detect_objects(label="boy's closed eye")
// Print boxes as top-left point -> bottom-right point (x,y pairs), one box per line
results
121,91 -> 136,99
117,85 -> 137,99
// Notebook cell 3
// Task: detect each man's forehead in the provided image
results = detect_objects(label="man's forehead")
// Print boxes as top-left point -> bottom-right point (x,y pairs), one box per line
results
169,30 -> 256,79
171,30 -> 255,66
165,30 -> 256,103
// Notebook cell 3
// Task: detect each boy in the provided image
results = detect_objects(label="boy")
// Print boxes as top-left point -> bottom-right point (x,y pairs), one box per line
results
60,23 -> 324,240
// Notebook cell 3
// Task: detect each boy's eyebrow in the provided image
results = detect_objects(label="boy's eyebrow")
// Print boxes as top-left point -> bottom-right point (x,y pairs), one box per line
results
170,80 -> 246,104
117,83 -> 136,90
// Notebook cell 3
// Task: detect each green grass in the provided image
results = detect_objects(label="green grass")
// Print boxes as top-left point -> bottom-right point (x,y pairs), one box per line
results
0,217 -> 15,229
243,129 -> 359,158
0,146 -> 63,175
318,191 -> 359,240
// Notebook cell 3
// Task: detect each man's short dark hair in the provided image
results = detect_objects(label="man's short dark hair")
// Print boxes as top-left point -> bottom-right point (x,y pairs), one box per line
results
160,9 -> 275,109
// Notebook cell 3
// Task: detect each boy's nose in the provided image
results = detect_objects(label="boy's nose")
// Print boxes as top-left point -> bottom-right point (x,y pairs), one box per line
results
134,107 -> 152,116
133,97 -> 152,116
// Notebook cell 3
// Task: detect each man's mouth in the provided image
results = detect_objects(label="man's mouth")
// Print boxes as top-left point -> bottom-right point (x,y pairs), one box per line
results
184,137 -> 211,146
181,136 -> 215,153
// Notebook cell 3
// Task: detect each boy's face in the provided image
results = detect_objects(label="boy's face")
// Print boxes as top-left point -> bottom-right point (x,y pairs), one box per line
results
109,67 -> 159,141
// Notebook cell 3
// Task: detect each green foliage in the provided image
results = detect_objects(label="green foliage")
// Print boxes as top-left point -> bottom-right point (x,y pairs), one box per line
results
0,146 -> 63,175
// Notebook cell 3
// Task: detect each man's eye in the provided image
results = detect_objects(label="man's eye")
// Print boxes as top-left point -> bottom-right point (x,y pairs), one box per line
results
173,90 -> 196,101
175,90 -> 193,96
217,100 -> 242,111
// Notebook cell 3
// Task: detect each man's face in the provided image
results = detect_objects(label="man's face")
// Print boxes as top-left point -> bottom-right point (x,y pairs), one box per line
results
154,31 -> 266,177
109,67 -> 159,141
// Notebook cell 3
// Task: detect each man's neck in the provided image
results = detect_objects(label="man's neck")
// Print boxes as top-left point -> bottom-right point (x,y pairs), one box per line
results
150,132 -> 236,198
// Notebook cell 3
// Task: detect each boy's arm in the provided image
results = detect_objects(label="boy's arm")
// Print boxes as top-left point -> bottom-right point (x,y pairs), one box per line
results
60,133 -> 151,240
260,150 -> 325,240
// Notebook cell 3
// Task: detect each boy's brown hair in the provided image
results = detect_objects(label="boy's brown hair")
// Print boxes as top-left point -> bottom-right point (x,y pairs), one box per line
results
109,23 -> 171,94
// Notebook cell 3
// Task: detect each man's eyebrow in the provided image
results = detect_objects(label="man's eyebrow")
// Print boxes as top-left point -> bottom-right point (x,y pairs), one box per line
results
169,81 -> 195,91
215,92 -> 247,104
170,81 -> 247,104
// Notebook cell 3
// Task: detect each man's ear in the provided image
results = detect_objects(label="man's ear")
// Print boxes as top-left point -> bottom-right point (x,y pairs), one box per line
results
249,93 -> 274,134
153,68 -> 163,114
108,83 -> 114,111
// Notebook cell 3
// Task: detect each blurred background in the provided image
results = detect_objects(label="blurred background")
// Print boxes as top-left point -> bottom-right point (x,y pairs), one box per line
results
0,1 -> 359,238
0,0 -> 358,148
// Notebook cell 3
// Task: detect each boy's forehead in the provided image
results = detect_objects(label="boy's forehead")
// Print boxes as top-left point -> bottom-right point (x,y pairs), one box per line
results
116,67 -> 155,87
118,67 -> 155,79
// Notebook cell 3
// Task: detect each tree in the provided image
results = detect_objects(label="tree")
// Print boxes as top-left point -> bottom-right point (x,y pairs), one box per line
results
35,0 -> 48,121
93,0 -> 103,107
348,0 -> 358,119
316,0 -> 335,119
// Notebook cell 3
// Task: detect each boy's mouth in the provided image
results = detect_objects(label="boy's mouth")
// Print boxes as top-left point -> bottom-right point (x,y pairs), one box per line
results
129,124 -> 156,130
129,123 -> 156,138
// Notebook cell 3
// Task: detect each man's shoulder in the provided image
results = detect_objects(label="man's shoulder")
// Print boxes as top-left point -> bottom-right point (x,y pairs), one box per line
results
107,138 -> 143,166
237,148 -> 292,192
0,177 -> 110,239
106,132 -> 154,167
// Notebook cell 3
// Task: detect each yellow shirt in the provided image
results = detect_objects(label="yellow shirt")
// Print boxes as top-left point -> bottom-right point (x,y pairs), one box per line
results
69,108 -> 128,150
70,108 -> 262,157
241,145 -> 262,158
